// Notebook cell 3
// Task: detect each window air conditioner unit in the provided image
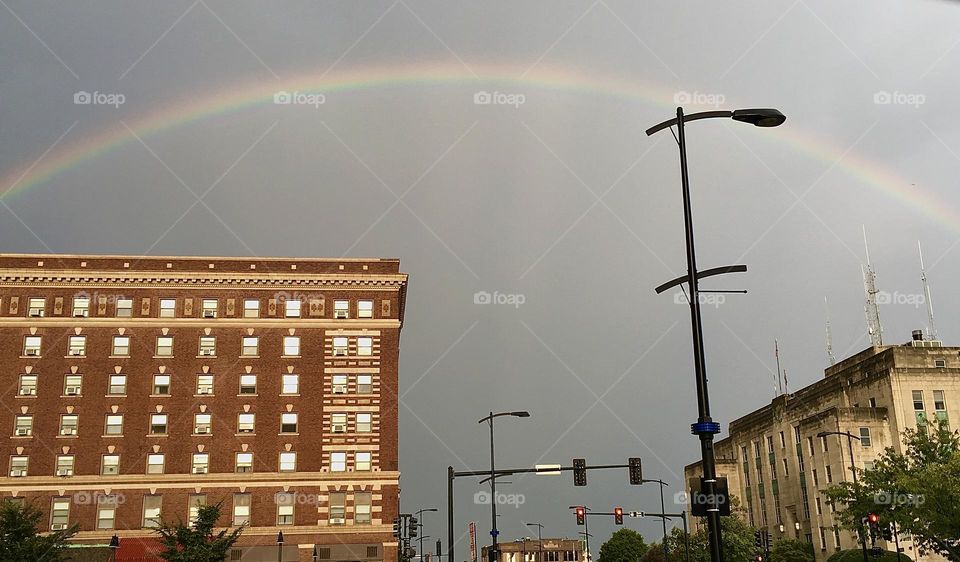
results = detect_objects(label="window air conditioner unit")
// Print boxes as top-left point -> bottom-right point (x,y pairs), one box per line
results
16,428 -> 30,436
56,469 -> 73,477
26,350 -> 38,356
201,349 -> 214,356
332,385 -> 347,394
333,349 -> 347,357
332,424 -> 346,433
335,310 -> 348,319
61,428 -> 76,436
198,388 -> 212,395
51,523 -> 67,530
330,517 -> 345,525
19,389 -> 36,396
65,387 -> 80,395
195,467 -> 207,474
10,470 -> 24,477
203,310 -> 216,318
30,312 -> 43,317
71,350 -> 83,356
196,427 -> 210,434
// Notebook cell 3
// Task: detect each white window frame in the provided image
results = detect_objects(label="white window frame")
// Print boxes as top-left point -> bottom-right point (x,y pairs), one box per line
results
242,337 -> 259,356
283,336 -> 300,356
243,299 -> 259,318
238,413 -> 256,434
334,300 -> 349,319
199,336 -> 216,356
239,374 -> 257,394
153,374 -> 171,395
356,412 -> 372,433
201,299 -> 218,318
72,297 -> 90,317
194,414 -> 212,435
112,336 -> 130,356
24,336 -> 42,356
285,299 -> 301,318
101,454 -> 120,476
28,297 -> 45,317
105,414 -> 123,436
235,452 -> 253,473
281,374 -> 299,395
68,335 -> 86,356
280,412 -> 298,434
147,454 -> 165,474
115,298 -> 133,318
192,453 -> 210,474
150,413 -> 168,435
18,374 -> 37,396
330,451 -> 347,472
358,300 -> 373,318
279,452 -> 296,472
155,336 -> 174,357
196,374 -> 214,395
357,337 -> 373,356
355,451 -> 372,471
159,299 -> 176,317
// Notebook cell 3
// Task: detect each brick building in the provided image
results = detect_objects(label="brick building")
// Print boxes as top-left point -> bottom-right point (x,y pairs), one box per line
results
684,335 -> 957,562
481,538 -> 583,562
0,254 -> 407,562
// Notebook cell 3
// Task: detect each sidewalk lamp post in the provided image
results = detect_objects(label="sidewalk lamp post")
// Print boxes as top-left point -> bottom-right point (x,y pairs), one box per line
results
417,508 -> 439,562
524,522 -> 544,562
817,430 -> 868,562
480,411 -> 530,562
277,531 -> 284,562
108,535 -> 120,562
642,479 -> 670,560
570,506 -> 591,562
646,106 -> 785,562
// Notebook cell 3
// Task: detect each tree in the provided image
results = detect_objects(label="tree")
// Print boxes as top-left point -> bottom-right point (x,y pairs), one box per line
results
0,499 -> 77,562
155,502 -> 244,562
769,538 -> 814,562
823,420 -> 960,561
825,549 -> 913,562
598,528 -> 648,562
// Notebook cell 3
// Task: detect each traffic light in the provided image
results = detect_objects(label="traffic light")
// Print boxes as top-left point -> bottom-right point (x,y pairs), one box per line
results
393,518 -> 401,538
575,506 -> 585,525
573,458 -> 587,487
755,556 -> 764,562
881,522 -> 894,542
409,516 -> 419,538
766,533 -> 773,550
614,507 -> 623,525
628,457 -> 643,485
754,530 -> 763,548
437,540 -> 443,560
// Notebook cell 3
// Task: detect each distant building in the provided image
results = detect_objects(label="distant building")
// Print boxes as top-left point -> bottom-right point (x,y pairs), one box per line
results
482,538 -> 583,562
0,254 -> 408,562
684,333 -> 956,562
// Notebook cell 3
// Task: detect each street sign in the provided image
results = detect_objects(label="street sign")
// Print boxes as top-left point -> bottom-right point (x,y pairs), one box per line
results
490,530 -> 499,536
628,511 -> 643,518
535,464 -> 562,475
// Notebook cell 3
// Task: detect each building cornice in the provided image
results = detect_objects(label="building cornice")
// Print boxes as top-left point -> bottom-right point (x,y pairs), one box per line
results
0,270 -> 407,290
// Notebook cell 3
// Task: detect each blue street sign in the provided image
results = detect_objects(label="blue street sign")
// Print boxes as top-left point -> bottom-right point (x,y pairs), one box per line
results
490,530 -> 499,537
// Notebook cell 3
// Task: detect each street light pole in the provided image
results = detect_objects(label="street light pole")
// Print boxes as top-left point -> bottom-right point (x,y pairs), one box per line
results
479,411 -> 530,562
524,523 -> 544,562
647,106 -> 785,562
643,479 -> 669,560
818,430 -> 865,562
417,508 -> 438,562
570,506 -> 591,562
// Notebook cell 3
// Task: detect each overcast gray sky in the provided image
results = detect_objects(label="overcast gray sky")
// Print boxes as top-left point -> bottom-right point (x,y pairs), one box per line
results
2,0 -> 960,550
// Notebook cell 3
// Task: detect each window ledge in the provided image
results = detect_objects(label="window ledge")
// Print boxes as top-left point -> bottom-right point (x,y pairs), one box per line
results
235,433 -> 257,437
56,435 -> 79,439
15,395 -> 37,399
10,435 -> 33,439
102,435 -> 124,438
60,395 -> 82,399
105,395 -> 127,398
240,355 -> 260,359
64,355 -> 86,359
238,394 -> 258,397
147,434 -> 168,438
280,394 -> 301,397
282,355 -> 302,359
149,394 -> 171,398
279,433 -> 300,436
193,394 -> 216,398
196,355 -> 217,359
108,356 -> 130,359
20,355 -> 42,359
191,433 -> 213,437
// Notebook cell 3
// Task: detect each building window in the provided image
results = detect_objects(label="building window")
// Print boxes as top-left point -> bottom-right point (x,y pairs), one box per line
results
188,495 -> 206,524
235,452 -> 253,473
832,528 -> 841,550
279,452 -> 296,472
101,454 -> 120,476
67,336 -> 86,356
869,397 -> 877,408
329,492 -> 346,523
150,414 -> 168,435
114,298 -> 132,317
283,336 -> 300,356
194,414 -> 212,435
153,375 -> 171,395
766,435 -> 774,452
147,454 -> 165,474
285,299 -> 301,318
9,456 -> 28,477
934,390 -> 948,419
112,336 -> 130,356
859,427 -> 872,447
242,337 -> 259,356
156,336 -> 173,357
782,458 -> 789,477
330,452 -> 346,472
51,498 -> 70,530
23,336 -> 42,356
60,414 -> 78,436
779,431 -> 785,448
358,300 -> 373,318
356,413 -> 372,433
863,461 -> 876,471
357,375 -> 372,394
818,528 -> 826,550
825,465 -> 833,483
280,413 -> 298,434
159,299 -> 176,317
354,492 -> 372,524
105,414 -> 123,436
14,415 -> 33,437
55,455 -> 74,476
332,337 -> 348,356
196,375 -> 214,395
281,374 -> 299,395
28,297 -> 45,317
820,434 -> 829,453
199,336 -> 216,356
202,299 -> 218,318
243,299 -> 259,318
106,373 -> 127,394
334,300 -> 349,319
812,469 -> 819,486
807,436 -> 815,457
238,413 -> 255,434
72,297 -> 89,317
913,390 -> 925,411
332,374 -> 348,394
239,374 -> 257,394
276,493 -> 294,525
64,375 -> 82,396
356,452 -> 372,471
192,453 -> 209,474
233,493 -> 251,526
357,337 -> 373,356
815,497 -> 822,515
97,495 -> 118,530
332,413 -> 348,433
18,375 -> 37,396
143,495 -> 162,528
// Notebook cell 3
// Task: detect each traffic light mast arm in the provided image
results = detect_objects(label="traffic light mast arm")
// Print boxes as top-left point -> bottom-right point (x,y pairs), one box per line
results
451,463 -> 634,478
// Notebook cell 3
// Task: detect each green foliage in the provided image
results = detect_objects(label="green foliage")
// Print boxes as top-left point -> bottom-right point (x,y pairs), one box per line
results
822,420 -> 960,561
825,549 -> 913,562
598,528 -> 648,562
769,538 -> 814,562
155,502 -> 244,562
0,499 -> 77,562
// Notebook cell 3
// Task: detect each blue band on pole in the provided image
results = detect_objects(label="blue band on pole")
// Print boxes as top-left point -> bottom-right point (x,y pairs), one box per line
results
691,422 -> 721,435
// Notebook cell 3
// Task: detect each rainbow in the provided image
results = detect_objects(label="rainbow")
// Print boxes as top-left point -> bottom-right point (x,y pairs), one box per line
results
0,61 -> 954,231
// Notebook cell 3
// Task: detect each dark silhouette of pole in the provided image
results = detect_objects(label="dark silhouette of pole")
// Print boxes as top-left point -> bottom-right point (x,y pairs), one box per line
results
479,412 -> 530,562
525,523 -> 543,562
818,430 -> 866,562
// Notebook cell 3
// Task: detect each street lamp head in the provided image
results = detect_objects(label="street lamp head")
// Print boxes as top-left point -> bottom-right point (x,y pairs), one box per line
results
731,108 -> 786,128
511,411 -> 530,418
815,431 -> 829,438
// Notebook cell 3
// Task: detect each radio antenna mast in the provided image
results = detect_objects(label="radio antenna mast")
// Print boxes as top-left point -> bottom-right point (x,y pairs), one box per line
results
918,241 -> 938,341
862,226 -> 883,346
825,297 -> 836,366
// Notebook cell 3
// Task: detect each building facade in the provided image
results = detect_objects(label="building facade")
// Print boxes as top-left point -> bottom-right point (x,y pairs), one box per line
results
684,335 -> 957,562
481,538 -> 583,562
0,254 -> 407,562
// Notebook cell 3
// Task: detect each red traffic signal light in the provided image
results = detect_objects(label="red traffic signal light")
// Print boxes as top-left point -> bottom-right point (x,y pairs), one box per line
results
575,507 -> 585,525
868,513 -> 879,524
613,507 -> 623,525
